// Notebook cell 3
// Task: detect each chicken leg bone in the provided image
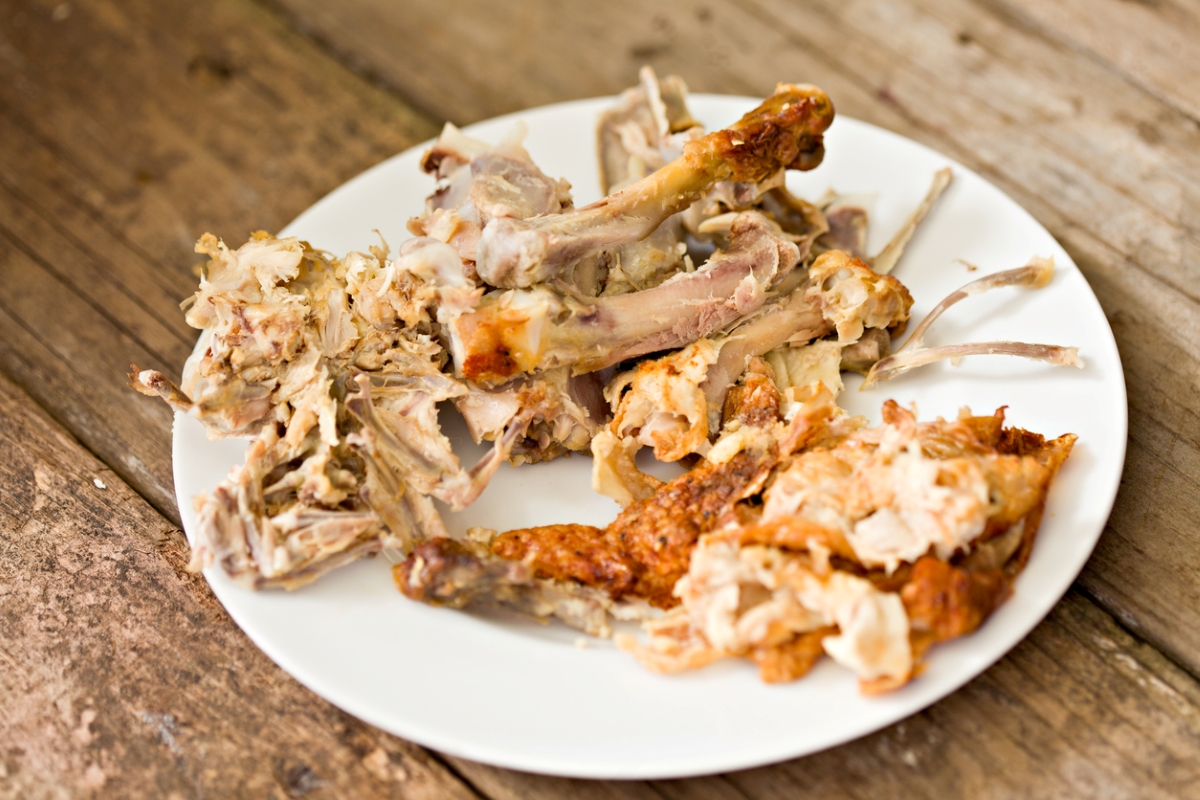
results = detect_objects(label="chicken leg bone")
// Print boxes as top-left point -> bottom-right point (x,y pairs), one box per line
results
475,83 -> 834,287
450,211 -> 801,385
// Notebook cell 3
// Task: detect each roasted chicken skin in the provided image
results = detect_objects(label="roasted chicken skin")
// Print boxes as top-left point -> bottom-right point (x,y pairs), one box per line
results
618,391 -> 1076,691
412,361 -> 823,609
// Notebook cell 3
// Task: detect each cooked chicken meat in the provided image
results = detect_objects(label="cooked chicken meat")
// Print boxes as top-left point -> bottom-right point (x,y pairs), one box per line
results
475,83 -> 834,288
133,74 -> 1081,696
403,360 -> 809,614
132,234 -> 534,588
616,389 -> 1076,690
597,66 -> 702,196
453,367 -> 610,465
409,121 -> 574,268
394,535 -> 653,638
450,211 -> 801,385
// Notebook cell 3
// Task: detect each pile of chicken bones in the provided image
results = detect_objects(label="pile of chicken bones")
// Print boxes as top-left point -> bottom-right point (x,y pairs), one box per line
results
134,69 -> 1082,691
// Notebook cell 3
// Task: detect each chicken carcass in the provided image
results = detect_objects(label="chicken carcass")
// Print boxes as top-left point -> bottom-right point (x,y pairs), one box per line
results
132,233 -> 531,588
449,211 -> 801,385
475,83 -> 834,288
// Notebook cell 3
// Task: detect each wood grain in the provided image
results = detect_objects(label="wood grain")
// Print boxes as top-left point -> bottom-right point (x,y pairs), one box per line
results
0,0 -> 438,518
999,0 -> 1200,123
272,0 -> 1200,682
0,371 -> 478,799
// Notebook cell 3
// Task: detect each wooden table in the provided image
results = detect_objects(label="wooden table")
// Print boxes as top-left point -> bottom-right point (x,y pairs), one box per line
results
2,0 -> 1198,796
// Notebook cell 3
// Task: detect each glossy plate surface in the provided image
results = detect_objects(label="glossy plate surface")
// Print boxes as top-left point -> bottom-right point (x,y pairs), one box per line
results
174,95 -> 1127,779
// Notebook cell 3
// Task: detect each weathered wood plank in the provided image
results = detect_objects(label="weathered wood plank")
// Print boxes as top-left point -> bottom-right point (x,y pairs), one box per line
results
4,0 -> 1200,795
0,371 -> 479,800
272,0 -> 1200,682
0,232 -> 179,517
0,0 -> 439,519
997,0 -> 1200,123
264,0 -> 912,127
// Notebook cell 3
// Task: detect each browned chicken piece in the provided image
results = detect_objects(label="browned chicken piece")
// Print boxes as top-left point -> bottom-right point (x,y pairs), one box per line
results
618,399 -> 1076,692
474,364 -> 838,608
449,211 -> 801,385
395,370 -> 838,624
902,557 -> 1010,655
493,450 -> 771,609
475,83 -> 834,288
393,537 -> 642,637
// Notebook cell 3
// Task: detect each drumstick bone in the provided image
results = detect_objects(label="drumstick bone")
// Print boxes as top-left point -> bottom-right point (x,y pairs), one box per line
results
474,83 -> 834,288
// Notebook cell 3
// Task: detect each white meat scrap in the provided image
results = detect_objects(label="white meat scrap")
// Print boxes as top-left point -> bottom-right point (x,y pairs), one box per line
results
619,537 -> 913,685
762,403 -> 993,573
806,249 -> 914,344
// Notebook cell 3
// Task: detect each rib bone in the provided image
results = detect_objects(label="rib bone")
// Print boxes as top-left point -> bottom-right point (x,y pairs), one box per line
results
862,256 -> 1082,387
863,342 -> 1082,386
871,167 -> 953,275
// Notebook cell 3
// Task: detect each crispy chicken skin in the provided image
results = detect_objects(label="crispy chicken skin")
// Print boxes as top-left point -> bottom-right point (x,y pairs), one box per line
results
617,394 -> 1076,690
393,537 -> 635,637
491,361 -> 790,608
492,449 -> 772,609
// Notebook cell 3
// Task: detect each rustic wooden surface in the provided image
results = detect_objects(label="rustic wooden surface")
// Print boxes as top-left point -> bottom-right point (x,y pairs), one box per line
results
1,0 -> 1197,796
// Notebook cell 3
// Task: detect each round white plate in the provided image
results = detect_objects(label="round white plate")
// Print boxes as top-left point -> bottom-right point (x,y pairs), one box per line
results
173,95 -> 1127,779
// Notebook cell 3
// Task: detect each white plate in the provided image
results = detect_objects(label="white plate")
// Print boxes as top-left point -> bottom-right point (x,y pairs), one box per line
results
173,96 -> 1127,779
